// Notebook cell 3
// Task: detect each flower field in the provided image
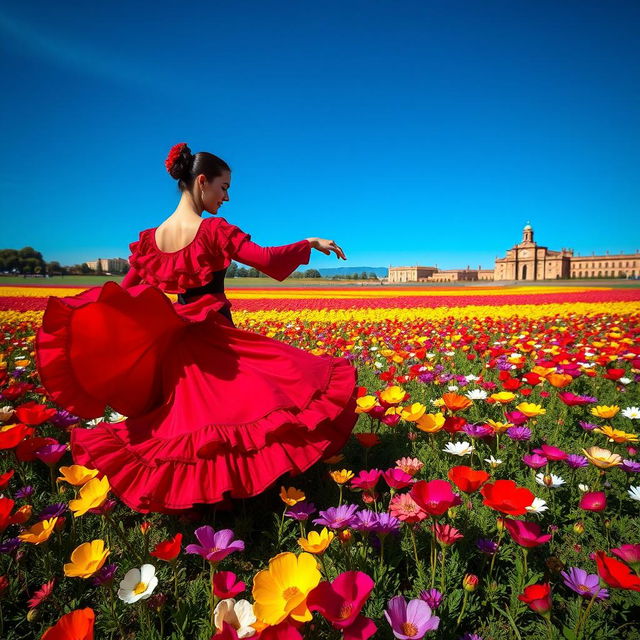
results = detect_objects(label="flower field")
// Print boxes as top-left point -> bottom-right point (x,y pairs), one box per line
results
1,282 -> 640,640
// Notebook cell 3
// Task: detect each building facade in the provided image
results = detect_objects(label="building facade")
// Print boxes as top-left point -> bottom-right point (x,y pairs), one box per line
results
387,224 -> 639,282
86,258 -> 129,274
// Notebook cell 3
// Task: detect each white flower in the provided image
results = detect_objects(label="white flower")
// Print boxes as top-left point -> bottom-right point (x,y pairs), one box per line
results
465,389 -> 487,400
622,407 -> 640,420
448,385 -> 459,392
629,486 -> 640,502
214,598 -> 257,638
444,351 -> 455,357
443,441 -> 474,456
465,374 -> 480,382
117,564 -> 158,603
374,361 -> 384,369
484,456 -> 503,468
426,353 -> 436,359
107,411 -> 127,423
535,472 -> 565,488
619,377 -> 632,385
525,497 -> 549,514
578,483 -> 590,493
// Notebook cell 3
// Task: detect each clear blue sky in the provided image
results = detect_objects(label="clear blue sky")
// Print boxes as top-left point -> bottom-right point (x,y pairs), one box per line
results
1,1 -> 638,270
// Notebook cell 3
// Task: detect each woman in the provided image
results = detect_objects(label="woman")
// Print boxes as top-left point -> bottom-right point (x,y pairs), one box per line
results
35,143 -> 360,515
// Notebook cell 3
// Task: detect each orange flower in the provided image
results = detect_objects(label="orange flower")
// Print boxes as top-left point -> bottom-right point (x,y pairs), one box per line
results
546,373 -> 573,388
329,469 -> 354,485
441,393 -> 472,412
279,486 -> 306,506
414,412 -> 445,433
68,476 -> 110,517
57,465 -> 99,487
18,517 -> 58,544
41,607 -> 95,640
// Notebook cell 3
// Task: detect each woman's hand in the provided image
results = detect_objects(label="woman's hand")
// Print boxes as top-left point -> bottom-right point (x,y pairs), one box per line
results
306,237 -> 347,260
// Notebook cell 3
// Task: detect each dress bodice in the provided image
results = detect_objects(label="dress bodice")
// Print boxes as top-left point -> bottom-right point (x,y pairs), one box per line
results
176,267 -> 227,304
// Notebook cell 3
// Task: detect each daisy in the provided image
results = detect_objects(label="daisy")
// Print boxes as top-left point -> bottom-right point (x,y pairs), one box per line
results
629,486 -> 640,502
535,473 -> 565,488
622,407 -> 640,420
525,497 -> 549,514
619,377 -> 632,385
484,456 -> 503,468
447,385 -> 459,392
465,389 -> 487,400
117,564 -> 158,603
443,442 -> 475,456
578,484 -> 590,493
465,374 -> 480,382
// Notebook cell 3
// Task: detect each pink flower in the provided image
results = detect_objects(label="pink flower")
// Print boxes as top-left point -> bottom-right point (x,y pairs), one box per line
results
388,493 -> 427,524
350,469 -> 382,491
432,523 -> 463,546
611,544 -> 640,572
383,468 -> 415,490
27,579 -> 55,609
410,479 -> 461,517
579,492 -> 607,512
212,570 -> 245,599
532,445 -> 567,461
307,571 -> 377,639
504,519 -> 552,548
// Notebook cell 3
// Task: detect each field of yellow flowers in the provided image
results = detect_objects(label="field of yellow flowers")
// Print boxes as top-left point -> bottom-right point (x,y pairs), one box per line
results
1,282 -> 639,640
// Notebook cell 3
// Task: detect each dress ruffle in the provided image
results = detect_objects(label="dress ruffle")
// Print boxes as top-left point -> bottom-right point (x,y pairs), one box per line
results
35,281 -> 359,514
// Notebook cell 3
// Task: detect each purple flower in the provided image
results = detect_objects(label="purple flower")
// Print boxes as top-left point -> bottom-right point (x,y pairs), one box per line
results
385,595 -> 440,638
476,538 -> 499,555
522,453 -> 547,469
374,512 -> 401,536
506,426 -> 531,441
0,538 -> 21,554
565,454 -> 588,469
284,501 -> 316,521
462,423 -> 494,439
185,526 -> 244,564
579,421 -> 598,431
560,567 -> 609,600
34,443 -> 67,467
621,459 -> 640,473
313,504 -> 359,530
418,372 -> 436,384
352,509 -> 380,533
49,409 -> 81,429
15,485 -> 34,499
37,502 -> 67,521
419,588 -> 443,609
91,562 -> 118,586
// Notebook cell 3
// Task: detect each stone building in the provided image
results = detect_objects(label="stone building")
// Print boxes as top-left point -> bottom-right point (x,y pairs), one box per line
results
85,257 -> 129,274
387,265 -> 438,283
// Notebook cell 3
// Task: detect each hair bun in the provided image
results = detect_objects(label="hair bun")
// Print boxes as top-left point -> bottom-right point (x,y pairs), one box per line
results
165,143 -> 193,180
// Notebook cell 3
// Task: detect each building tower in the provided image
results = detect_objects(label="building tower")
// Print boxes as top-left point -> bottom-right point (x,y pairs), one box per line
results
523,221 -> 534,243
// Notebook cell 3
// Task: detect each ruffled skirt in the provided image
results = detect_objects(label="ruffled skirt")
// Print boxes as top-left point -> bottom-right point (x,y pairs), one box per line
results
35,281 -> 359,513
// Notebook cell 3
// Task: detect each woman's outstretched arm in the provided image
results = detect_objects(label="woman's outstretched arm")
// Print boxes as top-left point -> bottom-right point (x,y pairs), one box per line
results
231,237 -> 313,281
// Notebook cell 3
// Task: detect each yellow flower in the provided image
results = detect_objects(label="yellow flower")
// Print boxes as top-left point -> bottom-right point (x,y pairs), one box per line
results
18,517 -> 58,544
68,476 -> 110,517
355,396 -> 378,413
516,402 -> 546,417
400,403 -> 427,422
486,420 -> 513,434
414,412 -> 446,433
590,405 -> 620,419
582,446 -> 622,469
297,528 -> 334,554
63,539 -> 110,578
252,552 -> 321,626
279,486 -> 306,506
57,465 -> 99,486
329,469 -> 354,485
594,426 -> 638,444
490,392 -> 516,404
379,386 -> 407,405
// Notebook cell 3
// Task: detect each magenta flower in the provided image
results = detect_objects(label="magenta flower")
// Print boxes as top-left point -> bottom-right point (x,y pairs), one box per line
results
307,570 -> 377,639
560,567 -> 609,600
385,596 -> 439,639
418,588 -> 443,609
565,454 -> 588,469
351,469 -> 383,491
185,526 -> 244,563
504,410 -> 529,426
611,544 -> 640,572
34,443 -> 67,467
284,501 -> 316,521
532,445 -> 567,461
579,491 -> 607,512
522,453 -> 547,469
383,468 -> 414,490
503,519 -> 552,548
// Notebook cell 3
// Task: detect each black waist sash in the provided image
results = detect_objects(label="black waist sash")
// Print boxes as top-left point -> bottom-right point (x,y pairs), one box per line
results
176,268 -> 226,304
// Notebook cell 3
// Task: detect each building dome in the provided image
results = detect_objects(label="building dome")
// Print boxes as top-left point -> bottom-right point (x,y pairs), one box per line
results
524,223 -> 532,230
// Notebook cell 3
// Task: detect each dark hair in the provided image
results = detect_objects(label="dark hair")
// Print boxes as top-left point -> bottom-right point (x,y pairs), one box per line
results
166,143 -> 231,192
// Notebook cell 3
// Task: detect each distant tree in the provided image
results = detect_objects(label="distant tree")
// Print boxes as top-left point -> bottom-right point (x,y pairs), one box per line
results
368,272 -> 378,280
247,266 -> 260,278
303,268 -> 321,278
47,261 -> 63,275
227,262 -> 238,278
80,263 -> 92,274
236,267 -> 249,278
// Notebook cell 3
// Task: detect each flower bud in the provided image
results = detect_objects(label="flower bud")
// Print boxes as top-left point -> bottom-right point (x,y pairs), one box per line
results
463,573 -> 479,592
27,609 -> 39,622
573,521 -> 585,535
604,518 -> 612,529
447,507 -> 458,519
54,516 -> 66,531
496,517 -> 506,532
337,529 -> 352,543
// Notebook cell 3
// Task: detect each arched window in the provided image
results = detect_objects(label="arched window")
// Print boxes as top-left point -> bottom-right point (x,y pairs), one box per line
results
522,265 -> 528,280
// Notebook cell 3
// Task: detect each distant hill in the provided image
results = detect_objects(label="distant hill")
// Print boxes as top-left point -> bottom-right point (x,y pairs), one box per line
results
316,266 -> 388,277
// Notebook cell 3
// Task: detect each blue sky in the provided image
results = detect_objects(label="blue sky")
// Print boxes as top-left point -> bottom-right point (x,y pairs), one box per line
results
1,1 -> 638,270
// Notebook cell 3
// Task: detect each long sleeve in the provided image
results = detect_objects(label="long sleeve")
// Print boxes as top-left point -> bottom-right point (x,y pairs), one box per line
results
121,265 -> 143,289
232,238 -> 312,282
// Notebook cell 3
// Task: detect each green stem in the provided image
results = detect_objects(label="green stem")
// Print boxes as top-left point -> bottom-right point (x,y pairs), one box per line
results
440,545 -> 447,593
575,591 -> 599,640
456,590 -> 469,626
172,560 -> 179,603
409,526 -> 420,568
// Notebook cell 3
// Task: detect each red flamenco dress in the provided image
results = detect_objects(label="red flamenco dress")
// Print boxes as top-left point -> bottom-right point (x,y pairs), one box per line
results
34,216 -> 359,514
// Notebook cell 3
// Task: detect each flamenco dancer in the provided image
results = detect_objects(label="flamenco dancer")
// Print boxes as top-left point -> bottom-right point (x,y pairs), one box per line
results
35,143 -> 360,514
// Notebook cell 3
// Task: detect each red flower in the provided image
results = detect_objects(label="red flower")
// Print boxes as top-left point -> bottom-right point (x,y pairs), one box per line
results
15,436 -> 58,462
165,143 -> 188,173
603,368 -> 625,381
150,532 -> 182,562
0,497 -> 16,533
27,579 -> 55,609
443,416 -> 466,433
0,424 -> 35,450
0,575 -> 9,598
0,469 -> 14,490
480,480 -> 535,516
579,492 -> 606,512
355,433 -> 380,448
594,551 -> 640,591
447,465 -> 489,494
307,570 -> 377,639
409,479 -> 461,517
212,571 -> 245,599
517,583 -> 552,614
14,401 -> 57,426
504,519 -> 552,548
41,608 -> 95,640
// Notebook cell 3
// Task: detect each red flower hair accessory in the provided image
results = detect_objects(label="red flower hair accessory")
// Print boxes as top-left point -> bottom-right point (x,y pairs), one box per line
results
165,143 -> 189,174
